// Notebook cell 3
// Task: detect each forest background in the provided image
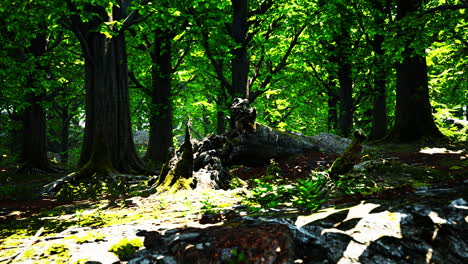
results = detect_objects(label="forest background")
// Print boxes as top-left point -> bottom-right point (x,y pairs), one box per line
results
0,0 -> 466,175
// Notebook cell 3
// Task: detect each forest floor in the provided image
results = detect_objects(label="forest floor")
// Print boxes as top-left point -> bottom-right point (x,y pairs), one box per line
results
0,142 -> 466,263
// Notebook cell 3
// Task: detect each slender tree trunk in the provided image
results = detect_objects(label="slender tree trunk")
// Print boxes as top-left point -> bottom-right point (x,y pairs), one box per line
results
217,111 -> 226,134
74,12 -> 146,174
335,23 -> 353,138
326,80 -> 339,132
231,0 -> 249,99
327,94 -> 339,132
144,31 -> 173,167
387,0 -> 444,141
60,114 -> 70,164
369,34 -> 387,140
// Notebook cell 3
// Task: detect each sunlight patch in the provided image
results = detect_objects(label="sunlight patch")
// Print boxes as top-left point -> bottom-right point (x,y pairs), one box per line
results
419,147 -> 463,154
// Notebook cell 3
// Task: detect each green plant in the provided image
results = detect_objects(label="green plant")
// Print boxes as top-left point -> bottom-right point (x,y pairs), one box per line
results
290,174 -> 328,211
250,179 -> 289,209
229,248 -> 248,264
335,175 -> 369,196
200,199 -> 219,214
108,238 -> 143,260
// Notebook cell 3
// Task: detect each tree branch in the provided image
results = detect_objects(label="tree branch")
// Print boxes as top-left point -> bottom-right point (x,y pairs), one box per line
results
423,4 -> 468,14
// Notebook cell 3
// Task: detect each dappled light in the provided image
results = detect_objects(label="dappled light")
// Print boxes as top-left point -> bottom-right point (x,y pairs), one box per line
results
1,0 -> 467,262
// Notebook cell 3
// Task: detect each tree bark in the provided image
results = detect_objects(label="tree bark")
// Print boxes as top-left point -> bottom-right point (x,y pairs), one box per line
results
60,112 -> 70,164
231,0 -> 250,99
335,19 -> 353,138
387,0 -> 444,142
70,5 -> 147,174
144,30 -> 174,167
18,93 -> 53,173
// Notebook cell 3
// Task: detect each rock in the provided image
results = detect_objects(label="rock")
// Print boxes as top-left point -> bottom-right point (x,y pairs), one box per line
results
133,130 -> 150,145
129,185 -> 467,264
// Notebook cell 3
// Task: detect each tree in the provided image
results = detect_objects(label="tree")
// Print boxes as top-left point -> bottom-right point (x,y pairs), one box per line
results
387,0 -> 445,142
352,0 -> 390,140
65,0 -> 149,174
0,1 -> 64,173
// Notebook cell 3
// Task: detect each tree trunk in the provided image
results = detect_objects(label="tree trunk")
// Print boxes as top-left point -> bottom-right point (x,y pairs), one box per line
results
388,0 -> 444,142
18,93 -> 53,173
336,24 -> 353,138
60,113 -> 70,164
231,0 -> 249,99
217,110 -> 226,135
72,7 -> 146,174
337,57 -> 353,138
17,34 -> 56,173
144,31 -> 173,167
326,81 -> 339,132
369,34 -> 387,140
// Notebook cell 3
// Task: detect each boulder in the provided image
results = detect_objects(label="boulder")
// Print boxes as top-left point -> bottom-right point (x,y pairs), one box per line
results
130,183 -> 467,263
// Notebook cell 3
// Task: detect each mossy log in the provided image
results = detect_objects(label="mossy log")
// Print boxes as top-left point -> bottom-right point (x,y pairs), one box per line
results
228,124 -> 319,166
329,130 -> 366,179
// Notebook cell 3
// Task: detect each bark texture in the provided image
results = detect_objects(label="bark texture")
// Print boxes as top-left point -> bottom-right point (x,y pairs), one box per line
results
69,3 -> 146,175
369,2 -> 388,140
336,24 -> 353,138
144,30 -> 174,167
387,0 -> 444,142
231,0 -> 249,99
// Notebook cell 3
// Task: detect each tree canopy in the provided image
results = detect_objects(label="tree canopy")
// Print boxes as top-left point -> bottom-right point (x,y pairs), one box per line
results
0,0 -> 467,173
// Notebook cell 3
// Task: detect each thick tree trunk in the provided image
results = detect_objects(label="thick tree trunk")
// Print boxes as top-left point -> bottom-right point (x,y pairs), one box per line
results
144,31 -> 173,167
231,0 -> 249,99
17,93 -> 54,173
75,10 -> 146,174
388,0 -> 444,142
17,34 -> 57,174
369,35 -> 387,140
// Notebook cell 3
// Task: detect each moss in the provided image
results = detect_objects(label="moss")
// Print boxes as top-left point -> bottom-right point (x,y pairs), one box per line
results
157,167 -> 195,194
21,248 -> 37,259
65,231 -> 106,244
45,243 -> 69,255
108,238 -> 143,260
36,243 -> 71,263
330,130 -> 366,178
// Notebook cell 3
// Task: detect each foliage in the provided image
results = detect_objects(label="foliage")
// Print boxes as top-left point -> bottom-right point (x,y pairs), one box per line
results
433,107 -> 468,142
334,175 -> 370,196
229,248 -> 248,264
249,178 -> 290,209
290,173 -> 328,211
108,238 -> 143,260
